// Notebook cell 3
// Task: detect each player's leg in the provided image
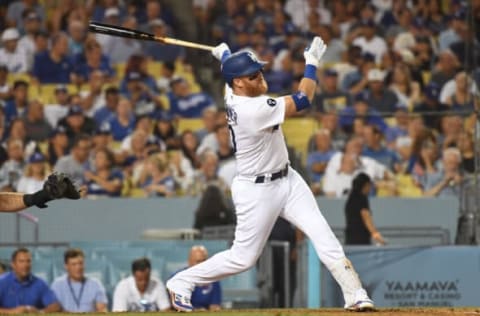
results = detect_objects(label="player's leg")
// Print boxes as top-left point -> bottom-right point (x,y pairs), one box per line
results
167,178 -> 288,307
280,168 -> 373,310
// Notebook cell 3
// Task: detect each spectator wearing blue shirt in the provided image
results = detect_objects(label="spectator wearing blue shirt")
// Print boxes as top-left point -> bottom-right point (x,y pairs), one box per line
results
94,86 -> 120,126
32,32 -> 73,84
119,55 -> 159,96
107,98 -> 135,141
122,71 -> 162,116
85,148 -> 123,197
140,154 -> 176,197
307,129 -> 338,186
385,105 -> 409,146
315,69 -> 351,113
168,77 -> 216,118
339,91 -> 387,134
73,38 -> 115,83
0,248 -> 61,313
172,246 -> 222,311
144,19 -> 185,63
51,248 -> 108,312
362,124 -> 398,171
4,80 -> 28,124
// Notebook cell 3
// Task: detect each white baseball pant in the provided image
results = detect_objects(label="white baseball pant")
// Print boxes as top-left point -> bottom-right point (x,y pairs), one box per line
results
167,167 -> 367,306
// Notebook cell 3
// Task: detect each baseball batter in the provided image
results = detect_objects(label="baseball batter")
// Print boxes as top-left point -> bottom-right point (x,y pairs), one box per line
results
166,37 -> 374,312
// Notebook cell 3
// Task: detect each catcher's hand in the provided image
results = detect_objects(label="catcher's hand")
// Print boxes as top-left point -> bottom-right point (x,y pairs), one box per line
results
43,173 -> 81,200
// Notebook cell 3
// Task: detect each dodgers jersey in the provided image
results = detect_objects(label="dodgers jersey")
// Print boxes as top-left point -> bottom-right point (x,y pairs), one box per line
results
224,85 -> 289,177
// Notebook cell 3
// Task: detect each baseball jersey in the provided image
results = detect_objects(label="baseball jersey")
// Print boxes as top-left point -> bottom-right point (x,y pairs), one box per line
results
224,85 -> 289,177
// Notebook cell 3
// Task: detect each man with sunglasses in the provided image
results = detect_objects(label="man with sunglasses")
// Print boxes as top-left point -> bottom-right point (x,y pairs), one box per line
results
166,37 -> 375,312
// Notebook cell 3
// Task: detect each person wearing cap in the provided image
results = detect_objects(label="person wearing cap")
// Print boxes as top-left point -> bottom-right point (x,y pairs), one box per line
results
94,86 -> 120,126
0,28 -> 29,73
23,99 -> 52,142
119,55 -> 159,96
92,124 -> 113,154
18,9 -> 42,68
44,85 -> 71,128
153,111 -> 179,150
366,68 -> 399,113
32,32 -> 74,84
413,82 -> 449,131
339,91 -> 387,134
168,77 -> 216,118
57,105 -> 96,142
4,80 -> 29,124
6,0 -> 45,32
94,6 -> 123,49
351,19 -> 387,64
16,152 -> 48,194
47,126 -> 68,166
144,18 -> 185,63
73,38 -> 115,83
315,68 -> 351,113
362,124 -> 398,171
123,70 -> 163,117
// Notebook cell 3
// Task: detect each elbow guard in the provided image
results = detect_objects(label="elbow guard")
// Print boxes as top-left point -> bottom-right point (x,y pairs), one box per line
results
292,91 -> 311,111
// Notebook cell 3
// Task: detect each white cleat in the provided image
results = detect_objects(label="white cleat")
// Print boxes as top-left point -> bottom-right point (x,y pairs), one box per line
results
345,298 -> 375,312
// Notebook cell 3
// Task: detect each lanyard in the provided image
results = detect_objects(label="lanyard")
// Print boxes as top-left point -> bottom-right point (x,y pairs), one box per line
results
67,278 -> 86,309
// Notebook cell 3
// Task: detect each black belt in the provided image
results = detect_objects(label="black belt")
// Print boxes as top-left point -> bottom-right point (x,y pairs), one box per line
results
255,165 -> 289,184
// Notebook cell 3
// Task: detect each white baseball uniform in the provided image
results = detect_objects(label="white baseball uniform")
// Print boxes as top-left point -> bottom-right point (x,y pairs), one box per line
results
167,85 -> 370,307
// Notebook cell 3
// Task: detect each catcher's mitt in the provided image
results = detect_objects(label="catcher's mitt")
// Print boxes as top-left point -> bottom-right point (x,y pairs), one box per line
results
43,173 -> 81,200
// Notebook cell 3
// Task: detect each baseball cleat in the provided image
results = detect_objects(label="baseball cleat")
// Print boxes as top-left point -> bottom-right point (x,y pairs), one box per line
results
345,298 -> 375,312
169,290 -> 193,312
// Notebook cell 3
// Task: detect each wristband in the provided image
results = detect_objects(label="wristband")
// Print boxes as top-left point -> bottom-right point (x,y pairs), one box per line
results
304,64 -> 317,81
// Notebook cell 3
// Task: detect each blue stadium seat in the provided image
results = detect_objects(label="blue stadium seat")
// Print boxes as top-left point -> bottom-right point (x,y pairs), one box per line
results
0,247 -> 16,262
31,259 -> 54,284
221,268 -> 260,306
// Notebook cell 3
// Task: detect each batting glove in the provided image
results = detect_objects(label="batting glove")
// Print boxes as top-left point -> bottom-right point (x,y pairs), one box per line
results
212,42 -> 231,63
304,36 -> 327,67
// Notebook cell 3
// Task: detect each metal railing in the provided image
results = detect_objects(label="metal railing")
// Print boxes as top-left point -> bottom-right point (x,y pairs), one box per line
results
15,211 -> 39,243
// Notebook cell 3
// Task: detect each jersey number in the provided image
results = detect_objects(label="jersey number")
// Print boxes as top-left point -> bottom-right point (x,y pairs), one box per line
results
228,125 -> 237,153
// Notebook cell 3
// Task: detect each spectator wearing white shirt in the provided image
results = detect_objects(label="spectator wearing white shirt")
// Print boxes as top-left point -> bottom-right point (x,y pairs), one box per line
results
0,28 -> 29,73
16,152 -> 47,194
351,19 -> 387,64
44,85 -> 71,128
113,257 -> 170,312
323,153 -> 361,197
17,9 -> 42,69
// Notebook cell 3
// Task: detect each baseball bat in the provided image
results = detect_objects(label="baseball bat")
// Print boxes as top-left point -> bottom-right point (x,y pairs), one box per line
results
88,21 -> 215,51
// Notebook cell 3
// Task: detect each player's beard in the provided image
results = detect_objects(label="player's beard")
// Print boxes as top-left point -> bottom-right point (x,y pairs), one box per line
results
245,78 -> 268,96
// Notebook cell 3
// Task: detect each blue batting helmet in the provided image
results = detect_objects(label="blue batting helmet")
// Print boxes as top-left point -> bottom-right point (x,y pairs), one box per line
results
221,51 -> 267,85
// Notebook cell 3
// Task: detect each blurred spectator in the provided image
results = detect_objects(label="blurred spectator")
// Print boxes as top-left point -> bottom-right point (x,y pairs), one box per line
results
351,19 -> 387,64
144,19 -> 185,63
196,108 -> 217,143
341,51 -> 376,94
307,129 -> 337,193
85,148 -> 123,197
339,91 -> 387,135
345,173 -> 385,245
180,130 -> 201,169
394,136 -> 415,174
44,84 -> 71,128
47,126 -> 69,166
315,68 -> 350,113
457,131 -> 474,174
362,124 -> 397,170
156,61 -> 175,93
58,105 -> 96,142
95,6 -> 123,47
93,86 -> 120,126
262,49 -> 293,94
54,134 -> 91,185
0,65 -> 10,101
92,124 -> 114,154
16,151 -> 47,193
284,0 -> 331,32
0,139 -> 25,191
385,106 -> 409,147
101,16 -> 142,64
7,118 -> 28,145
423,148 -> 464,197
23,100 -> 52,142
140,0 -> 176,32
33,30 -> 48,55
32,32 -> 73,84
6,0 -> 45,32
215,124 -> 236,186
112,257 -> 170,312
107,98 -> 135,141
438,9 -> 465,51
172,245 -> 222,310
18,9 -> 42,66
0,248 -> 60,313
449,18 -> 480,70
153,112 -> 179,150
51,248 -> 108,312
366,68 -> 399,113
125,130 -> 150,185
138,154 -> 175,198
318,112 -> 347,151
313,24 -> 345,64
414,82 -> 448,131
0,28 -> 29,73
169,77 -> 216,118
385,6 -> 412,38
80,70 -> 107,117
445,71 -> 477,116
120,114 -> 159,154
122,71 -> 162,116
323,152 -> 361,197
120,55 -> 158,96
168,149 -> 195,193
430,50 -> 460,89
4,80 -> 29,124
190,150 -> 228,195
388,63 -> 421,109
411,129 -> 440,181
67,19 -> 87,56
73,38 -> 114,83
439,115 -> 463,150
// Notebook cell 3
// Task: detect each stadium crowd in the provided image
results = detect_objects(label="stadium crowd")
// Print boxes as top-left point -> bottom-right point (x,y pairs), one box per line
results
0,0 -> 478,201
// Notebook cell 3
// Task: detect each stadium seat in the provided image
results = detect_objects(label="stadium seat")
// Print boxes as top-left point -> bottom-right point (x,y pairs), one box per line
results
0,247 -> 16,262
31,259 -> 54,283
221,267 -> 260,307
282,118 -> 318,162
177,118 -> 203,134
